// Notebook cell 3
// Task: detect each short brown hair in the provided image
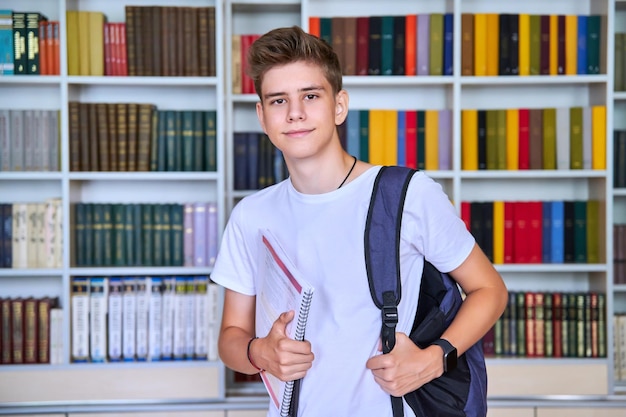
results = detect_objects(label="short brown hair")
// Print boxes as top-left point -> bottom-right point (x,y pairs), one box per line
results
247,26 -> 343,98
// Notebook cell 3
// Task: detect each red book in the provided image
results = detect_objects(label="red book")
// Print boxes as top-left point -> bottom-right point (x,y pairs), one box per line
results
527,200 -> 543,263
525,292 -> 536,357
39,21 -> 47,75
405,15 -> 417,76
47,21 -> 56,75
513,201 -> 529,263
241,34 -> 255,94
309,16 -> 320,37
356,17 -> 369,76
104,23 -> 113,76
518,108 -> 530,170
503,201 -> 515,263
461,201 -> 471,231
552,292 -> 563,357
540,15 -> 550,75
118,23 -> 128,76
405,110 -> 417,169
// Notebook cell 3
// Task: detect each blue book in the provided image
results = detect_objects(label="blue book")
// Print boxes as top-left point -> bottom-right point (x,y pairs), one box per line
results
443,13 -> 453,75
550,200 -> 565,263
577,15 -> 587,75
346,110 -> 360,159
396,110 -> 406,166
0,10 -> 13,75
542,201 -> 552,263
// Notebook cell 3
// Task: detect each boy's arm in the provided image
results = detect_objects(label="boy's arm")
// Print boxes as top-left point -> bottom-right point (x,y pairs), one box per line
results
219,288 -> 315,380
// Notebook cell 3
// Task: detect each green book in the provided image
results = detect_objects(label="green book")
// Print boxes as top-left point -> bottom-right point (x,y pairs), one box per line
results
193,111 -> 205,171
544,293 -> 553,357
92,204 -> 104,266
165,110 -> 177,172
74,203 -> 86,266
112,204 -> 126,266
182,110 -> 194,172
542,108 -> 557,169
586,15 -> 601,74
516,292 -> 526,357
561,292 -> 570,357
149,110 -> 160,171
429,13 -> 444,75
381,16 -> 394,75
204,110 -> 217,171
152,203 -> 164,267
170,204 -> 184,267
585,200 -> 599,264
496,109 -> 507,170
320,17 -> 332,46
124,204 -> 135,266
486,110 -> 497,170
84,203 -> 94,266
568,293 -> 578,357
102,204 -> 113,266
576,293 -> 586,357
161,204 -> 171,266
529,15 -> 541,75
569,107 -> 583,169
359,110 -> 369,162
141,204 -> 153,266
132,204 -> 142,266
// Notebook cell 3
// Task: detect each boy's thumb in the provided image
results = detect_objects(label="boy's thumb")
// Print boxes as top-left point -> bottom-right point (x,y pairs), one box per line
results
275,311 -> 295,335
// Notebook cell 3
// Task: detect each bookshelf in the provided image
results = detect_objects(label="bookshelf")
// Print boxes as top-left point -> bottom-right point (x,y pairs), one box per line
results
0,0 -> 625,416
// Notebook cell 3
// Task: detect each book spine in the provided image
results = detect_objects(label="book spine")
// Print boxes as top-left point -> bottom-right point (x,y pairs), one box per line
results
107,277 -> 123,361
71,277 -> 90,363
89,277 -> 108,362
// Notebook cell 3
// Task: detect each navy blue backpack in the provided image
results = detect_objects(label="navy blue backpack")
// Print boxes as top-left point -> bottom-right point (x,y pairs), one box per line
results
364,166 -> 488,417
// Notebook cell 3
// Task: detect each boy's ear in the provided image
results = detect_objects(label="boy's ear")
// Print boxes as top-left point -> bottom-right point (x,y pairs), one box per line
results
335,90 -> 349,125
256,101 -> 267,133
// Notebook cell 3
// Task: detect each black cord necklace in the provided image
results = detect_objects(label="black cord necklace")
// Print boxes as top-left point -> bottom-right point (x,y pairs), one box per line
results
337,156 -> 357,189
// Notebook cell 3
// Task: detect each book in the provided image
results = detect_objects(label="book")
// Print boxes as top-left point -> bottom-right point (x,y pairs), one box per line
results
257,229 -> 314,416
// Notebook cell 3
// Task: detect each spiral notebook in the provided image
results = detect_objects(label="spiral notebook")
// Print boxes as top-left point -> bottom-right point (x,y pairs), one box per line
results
256,230 -> 314,416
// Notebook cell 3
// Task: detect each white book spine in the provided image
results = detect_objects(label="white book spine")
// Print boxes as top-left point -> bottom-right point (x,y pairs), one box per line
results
107,277 -> 123,361
49,307 -> 64,365
160,276 -> 175,359
71,277 -> 90,362
0,109 -> 10,171
89,277 -> 108,362
49,110 -> 59,171
54,199 -> 63,268
122,277 -> 137,361
39,110 -> 50,171
26,203 -> 38,268
35,202 -> 46,268
620,315 -> 626,381
207,281 -> 220,361
23,109 -> 33,171
185,276 -> 196,359
194,276 -> 209,359
582,106 -> 592,170
206,202 -> 218,267
9,109 -> 23,171
148,277 -> 163,361
135,277 -> 149,361
173,276 -> 187,360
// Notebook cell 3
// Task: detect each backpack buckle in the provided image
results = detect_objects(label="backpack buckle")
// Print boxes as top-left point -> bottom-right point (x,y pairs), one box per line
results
382,305 -> 398,327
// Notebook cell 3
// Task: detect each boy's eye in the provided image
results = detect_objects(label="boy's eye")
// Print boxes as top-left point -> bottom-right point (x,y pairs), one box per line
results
271,98 -> 285,105
305,94 -> 317,100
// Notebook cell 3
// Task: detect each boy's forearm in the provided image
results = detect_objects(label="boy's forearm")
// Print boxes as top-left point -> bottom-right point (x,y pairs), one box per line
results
219,326 -> 261,375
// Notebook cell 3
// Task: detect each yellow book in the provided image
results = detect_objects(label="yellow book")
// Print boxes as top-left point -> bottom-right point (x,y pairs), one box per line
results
66,11 -> 80,76
506,109 -> 519,170
565,15 -> 577,75
77,11 -> 91,76
542,108 -> 557,169
549,14 -> 558,75
462,109 -> 478,170
89,12 -> 105,76
231,35 -> 242,94
493,200 -> 504,264
382,110 -> 398,166
485,14 -> 499,76
425,110 -> 439,170
518,14 -> 530,76
473,14 -> 487,76
591,105 -> 606,170
368,110 -> 386,166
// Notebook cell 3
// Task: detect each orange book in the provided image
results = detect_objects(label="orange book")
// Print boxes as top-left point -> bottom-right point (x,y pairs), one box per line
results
405,15 -> 417,76
461,109 -> 478,170
565,15 -> 577,75
425,110 -> 439,170
368,110 -> 386,166
473,14 -> 487,76
383,110 -> 398,165
485,14 -> 499,76
506,108 -> 519,170
493,200 -> 504,264
39,21 -> 47,75
309,16 -> 320,37
591,105 -> 606,170
518,14 -> 530,75
549,14 -> 558,75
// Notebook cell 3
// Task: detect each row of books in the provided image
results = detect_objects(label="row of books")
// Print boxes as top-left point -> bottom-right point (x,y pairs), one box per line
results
310,14 -> 451,77
0,11 -> 59,75
65,6 -> 216,77
233,132 -> 288,191
614,224 -> 626,285
69,102 -> 217,172
461,106 -> 607,171
614,314 -> 626,381
614,130 -> 626,188
74,202 -> 218,268
71,276 -> 219,363
1,201 -> 62,270
0,296 -> 62,365
0,109 -> 60,172
461,14 -> 602,77
461,200 -> 600,265
485,291 -> 606,358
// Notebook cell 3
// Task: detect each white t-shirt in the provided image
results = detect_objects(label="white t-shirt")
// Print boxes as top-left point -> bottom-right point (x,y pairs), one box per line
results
211,166 -> 475,417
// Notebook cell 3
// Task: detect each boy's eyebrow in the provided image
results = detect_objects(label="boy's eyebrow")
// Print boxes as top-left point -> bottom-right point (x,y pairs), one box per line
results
262,84 -> 326,100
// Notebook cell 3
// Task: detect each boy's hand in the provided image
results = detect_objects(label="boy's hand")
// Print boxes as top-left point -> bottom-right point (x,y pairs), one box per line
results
254,311 -> 315,382
365,332 -> 443,397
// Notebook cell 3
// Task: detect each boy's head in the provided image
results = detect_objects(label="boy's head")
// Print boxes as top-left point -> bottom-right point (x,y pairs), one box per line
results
247,26 -> 343,99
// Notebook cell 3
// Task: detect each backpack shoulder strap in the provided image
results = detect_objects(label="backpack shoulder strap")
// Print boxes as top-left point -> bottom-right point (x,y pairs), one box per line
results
365,166 -> 416,340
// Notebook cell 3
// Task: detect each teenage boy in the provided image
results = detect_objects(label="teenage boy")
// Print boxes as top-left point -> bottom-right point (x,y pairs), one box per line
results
212,26 -> 508,416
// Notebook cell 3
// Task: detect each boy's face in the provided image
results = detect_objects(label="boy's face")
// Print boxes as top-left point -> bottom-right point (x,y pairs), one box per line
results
256,61 -> 348,161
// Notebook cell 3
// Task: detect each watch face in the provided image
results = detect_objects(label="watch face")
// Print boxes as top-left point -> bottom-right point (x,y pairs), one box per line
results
445,348 -> 458,372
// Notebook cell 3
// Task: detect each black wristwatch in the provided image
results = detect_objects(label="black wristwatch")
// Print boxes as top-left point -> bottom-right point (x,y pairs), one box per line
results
431,338 -> 457,373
